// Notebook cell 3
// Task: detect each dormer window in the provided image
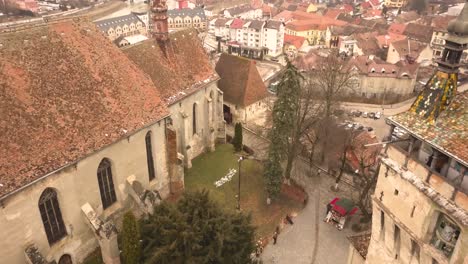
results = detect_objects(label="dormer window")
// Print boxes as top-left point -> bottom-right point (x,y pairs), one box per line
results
381,68 -> 385,73
371,68 -> 375,73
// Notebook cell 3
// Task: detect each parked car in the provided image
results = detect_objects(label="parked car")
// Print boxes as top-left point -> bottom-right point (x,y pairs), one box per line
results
365,127 -> 374,132
362,112 -> 368,118
374,112 -> 382,119
334,109 -> 345,116
368,112 -> 375,119
354,111 -> 362,117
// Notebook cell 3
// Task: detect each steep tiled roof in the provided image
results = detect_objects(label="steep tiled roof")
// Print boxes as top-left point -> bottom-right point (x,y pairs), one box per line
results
324,8 -> 344,19
0,19 -> 168,198
123,28 -> 217,105
354,32 -> 380,55
391,38 -> 428,59
273,10 -> 293,21
403,23 -> 434,43
215,54 -> 268,107
214,18 -> 230,27
226,4 -> 252,16
388,23 -> 407,35
375,33 -> 406,48
395,11 -> 420,24
249,20 -> 265,30
286,18 -> 345,31
230,18 -> 244,29
389,91 -> 467,166
284,34 -> 306,49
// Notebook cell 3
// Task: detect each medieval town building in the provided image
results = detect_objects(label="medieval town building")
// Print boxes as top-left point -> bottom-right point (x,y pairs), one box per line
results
347,5 -> 468,264
95,12 -> 149,42
167,7 -> 207,30
215,53 -> 269,124
0,0 -> 224,262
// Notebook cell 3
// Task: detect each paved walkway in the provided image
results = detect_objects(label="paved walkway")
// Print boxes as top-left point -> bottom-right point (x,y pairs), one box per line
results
226,126 -> 361,264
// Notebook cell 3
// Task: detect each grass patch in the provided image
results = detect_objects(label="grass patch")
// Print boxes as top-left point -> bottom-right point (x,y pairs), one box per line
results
185,144 -> 303,239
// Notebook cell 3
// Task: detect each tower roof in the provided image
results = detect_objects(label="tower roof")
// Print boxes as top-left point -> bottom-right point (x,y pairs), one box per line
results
447,2 -> 468,36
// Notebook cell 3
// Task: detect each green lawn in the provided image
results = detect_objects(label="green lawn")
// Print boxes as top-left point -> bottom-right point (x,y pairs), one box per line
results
185,144 -> 303,239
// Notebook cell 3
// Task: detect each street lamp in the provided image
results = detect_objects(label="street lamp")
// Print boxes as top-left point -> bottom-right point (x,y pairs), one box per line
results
237,156 -> 244,211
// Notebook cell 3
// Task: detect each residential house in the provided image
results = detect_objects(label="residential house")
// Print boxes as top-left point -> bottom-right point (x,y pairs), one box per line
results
95,13 -> 147,42
215,18 -> 285,58
212,18 -> 231,40
348,55 -> 419,100
353,32 -> 382,57
168,7 -> 207,30
224,4 -> 262,19
387,38 -> 433,64
362,7 -> 468,264
403,23 -> 434,44
215,54 -> 270,124
286,17 -> 346,46
388,23 -> 407,35
273,10 -> 294,23
325,24 -> 371,49
284,34 -> 307,58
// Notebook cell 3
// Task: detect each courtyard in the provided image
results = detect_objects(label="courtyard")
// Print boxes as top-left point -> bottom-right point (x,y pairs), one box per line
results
184,144 -> 304,238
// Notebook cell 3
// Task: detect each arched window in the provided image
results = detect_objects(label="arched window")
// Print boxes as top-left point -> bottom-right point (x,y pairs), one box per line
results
58,254 -> 73,264
193,103 -> 197,135
145,131 -> 156,181
39,188 -> 67,245
97,159 -> 117,209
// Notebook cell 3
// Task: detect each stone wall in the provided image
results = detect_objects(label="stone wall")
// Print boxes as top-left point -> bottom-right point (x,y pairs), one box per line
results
0,121 -> 169,263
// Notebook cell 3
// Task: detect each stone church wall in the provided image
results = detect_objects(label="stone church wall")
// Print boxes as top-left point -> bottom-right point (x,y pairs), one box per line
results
0,121 -> 169,264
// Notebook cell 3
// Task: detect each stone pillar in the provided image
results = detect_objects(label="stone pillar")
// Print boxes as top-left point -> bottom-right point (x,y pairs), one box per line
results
179,110 -> 192,168
430,150 -> 440,170
81,203 -> 120,264
403,136 -> 416,169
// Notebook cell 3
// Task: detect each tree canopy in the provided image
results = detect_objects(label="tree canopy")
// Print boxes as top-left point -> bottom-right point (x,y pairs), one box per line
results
140,190 -> 256,264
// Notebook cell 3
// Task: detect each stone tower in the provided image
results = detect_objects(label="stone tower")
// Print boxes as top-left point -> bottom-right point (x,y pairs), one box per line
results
151,0 -> 169,42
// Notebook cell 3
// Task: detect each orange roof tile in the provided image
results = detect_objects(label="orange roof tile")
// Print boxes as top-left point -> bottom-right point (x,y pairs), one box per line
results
0,19 -> 169,198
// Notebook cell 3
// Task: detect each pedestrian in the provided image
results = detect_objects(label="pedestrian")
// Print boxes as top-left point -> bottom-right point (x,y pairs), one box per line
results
326,203 -> 332,215
273,231 -> 278,245
285,214 -> 294,225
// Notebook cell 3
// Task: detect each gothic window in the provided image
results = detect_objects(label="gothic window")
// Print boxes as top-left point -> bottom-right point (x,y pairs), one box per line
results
97,159 -> 117,209
58,254 -> 72,264
193,103 -> 197,135
39,188 -> 67,245
145,131 -> 156,181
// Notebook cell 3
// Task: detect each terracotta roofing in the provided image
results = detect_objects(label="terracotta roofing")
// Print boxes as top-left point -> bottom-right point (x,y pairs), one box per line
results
362,9 -> 382,18
230,18 -> 244,29
403,23 -> 434,43
375,33 -> 406,48
95,13 -> 144,32
395,11 -> 420,23
0,19 -> 168,198
329,24 -> 370,36
430,15 -> 457,31
251,0 -> 263,9
389,90 -> 467,166
354,32 -> 380,55
361,1 -> 372,9
348,55 -> 418,78
284,34 -> 306,49
215,54 -> 268,107
286,18 -> 345,31
388,23 -> 407,35
324,8 -> 344,19
369,0 -> 380,7
123,28 -> 216,105
273,10 -> 293,21
391,38 -> 428,59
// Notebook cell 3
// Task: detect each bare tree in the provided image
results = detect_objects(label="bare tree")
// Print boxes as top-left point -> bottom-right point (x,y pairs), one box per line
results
305,52 -> 356,163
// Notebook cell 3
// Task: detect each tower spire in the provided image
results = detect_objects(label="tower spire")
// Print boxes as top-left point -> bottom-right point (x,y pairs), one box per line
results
151,0 -> 169,42
409,2 -> 468,122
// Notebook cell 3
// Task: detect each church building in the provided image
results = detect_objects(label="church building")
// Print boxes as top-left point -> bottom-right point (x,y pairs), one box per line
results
0,0 -> 223,262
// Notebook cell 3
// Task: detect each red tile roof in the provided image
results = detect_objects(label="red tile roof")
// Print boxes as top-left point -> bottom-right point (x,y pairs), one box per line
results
273,10 -> 293,21
230,18 -> 244,29
343,4 -> 353,13
284,34 -> 306,49
361,2 -> 372,9
123,29 -> 217,105
388,23 -> 407,35
286,17 -> 345,31
369,0 -> 380,7
215,54 -> 268,107
0,19 -> 169,198
324,8 -> 344,19
375,33 -> 406,48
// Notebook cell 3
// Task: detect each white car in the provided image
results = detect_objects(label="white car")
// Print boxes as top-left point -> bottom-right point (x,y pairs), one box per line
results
362,112 -> 368,118
375,112 -> 382,119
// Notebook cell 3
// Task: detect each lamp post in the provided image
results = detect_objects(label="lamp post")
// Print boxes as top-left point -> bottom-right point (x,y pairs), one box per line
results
237,156 -> 244,211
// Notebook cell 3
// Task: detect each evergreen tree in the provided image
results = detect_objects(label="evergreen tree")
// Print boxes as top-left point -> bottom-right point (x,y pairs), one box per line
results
141,190 -> 256,264
232,122 -> 243,152
121,211 -> 141,264
267,61 -> 304,182
263,131 -> 283,199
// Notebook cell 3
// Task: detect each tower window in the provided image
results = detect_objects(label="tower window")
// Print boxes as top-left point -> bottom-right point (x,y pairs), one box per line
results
193,103 -> 198,135
97,159 -> 117,209
39,188 -> 67,245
